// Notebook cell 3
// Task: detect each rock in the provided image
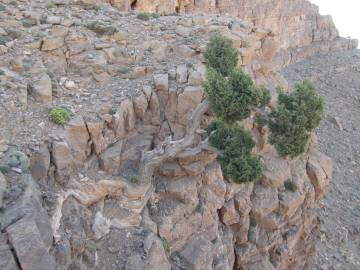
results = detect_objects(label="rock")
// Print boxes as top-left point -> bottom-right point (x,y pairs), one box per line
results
188,63 -> 206,85
307,150 -> 333,200
235,243 -> 259,266
176,64 -> 188,83
86,120 -> 107,155
247,256 -> 276,270
220,199 -> 240,225
28,73 -> 52,104
177,86 -> 204,124
154,74 -> 169,92
41,36 -> 65,51
133,92 -> 149,119
92,212 -> 111,240
0,172 -> 6,208
7,218 -> 55,270
97,228 -> 171,270
46,16 -> 62,25
262,154 -> 291,188
233,184 -> 253,216
30,145 -> 50,180
331,116 -> 343,130
112,99 -> 136,139
6,151 -> 29,171
279,190 -> 305,217
175,25 -> 192,36
52,141 -> 72,171
99,140 -> 123,174
0,234 -> 19,270
251,185 -> 279,228
177,237 -> 213,270
1,175 -> 53,247
64,116 -> 91,163
0,45 -> 8,55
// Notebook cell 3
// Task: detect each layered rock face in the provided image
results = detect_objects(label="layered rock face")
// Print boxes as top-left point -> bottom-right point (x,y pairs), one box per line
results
0,1 -> 346,269
118,0 -> 357,63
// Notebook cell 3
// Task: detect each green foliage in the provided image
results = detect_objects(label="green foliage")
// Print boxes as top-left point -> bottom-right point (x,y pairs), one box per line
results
7,151 -> 29,171
130,176 -> 139,184
0,69 -> 5,76
151,13 -> 160,18
204,68 -> 270,123
208,120 -> 262,183
49,107 -> 71,125
284,180 -> 297,192
204,32 -> 238,76
46,2 -> 56,9
269,81 -> 323,157
255,114 -> 267,128
86,21 -> 118,35
0,4 -> 5,11
249,216 -> 257,227
108,107 -> 117,115
136,12 -> 151,21
22,18 -> 37,28
257,86 -> 271,107
161,237 -> 170,252
117,66 -> 131,74
0,164 -> 10,174
0,36 -> 11,45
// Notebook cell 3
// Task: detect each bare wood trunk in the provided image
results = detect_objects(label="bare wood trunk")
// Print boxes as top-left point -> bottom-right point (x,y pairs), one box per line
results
51,100 -> 210,240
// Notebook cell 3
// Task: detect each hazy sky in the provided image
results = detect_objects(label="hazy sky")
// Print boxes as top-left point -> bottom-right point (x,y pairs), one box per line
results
310,0 -> 359,41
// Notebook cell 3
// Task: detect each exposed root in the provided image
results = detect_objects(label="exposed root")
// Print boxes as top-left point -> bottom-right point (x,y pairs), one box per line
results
51,100 -> 210,241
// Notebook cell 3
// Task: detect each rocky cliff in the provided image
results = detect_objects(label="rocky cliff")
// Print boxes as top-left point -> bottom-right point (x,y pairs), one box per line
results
116,0 -> 358,61
0,0 -> 352,269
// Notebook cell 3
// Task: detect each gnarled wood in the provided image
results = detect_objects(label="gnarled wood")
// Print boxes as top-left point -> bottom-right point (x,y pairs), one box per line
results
51,100 -> 210,241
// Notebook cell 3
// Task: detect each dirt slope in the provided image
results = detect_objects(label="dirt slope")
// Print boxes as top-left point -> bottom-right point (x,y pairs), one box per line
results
283,50 -> 360,270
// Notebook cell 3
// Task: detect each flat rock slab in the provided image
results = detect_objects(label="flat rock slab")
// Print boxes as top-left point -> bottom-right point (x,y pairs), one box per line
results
7,218 -> 55,270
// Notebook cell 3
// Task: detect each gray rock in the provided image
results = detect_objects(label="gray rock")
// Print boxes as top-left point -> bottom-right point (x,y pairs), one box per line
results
7,218 -> 55,270
28,73 -> 52,104
176,237 -> 214,270
30,145 -> 50,180
1,174 -> 53,248
0,234 -> 19,270
0,171 -> 6,208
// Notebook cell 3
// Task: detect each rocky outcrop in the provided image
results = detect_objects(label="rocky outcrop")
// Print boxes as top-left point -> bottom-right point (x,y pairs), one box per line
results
117,0 -> 358,65
0,1 -> 341,269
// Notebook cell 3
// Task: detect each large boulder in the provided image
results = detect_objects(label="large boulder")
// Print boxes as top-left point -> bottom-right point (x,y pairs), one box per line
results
28,73 -> 52,104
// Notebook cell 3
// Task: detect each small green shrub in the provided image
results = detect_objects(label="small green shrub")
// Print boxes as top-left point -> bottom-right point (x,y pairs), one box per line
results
269,80 -> 323,157
255,114 -> 267,128
0,164 -> 10,174
0,36 -> 11,45
249,216 -> 257,227
22,18 -> 37,28
108,107 -> 117,115
204,32 -> 238,76
204,68 -> 270,123
151,13 -> 160,18
117,66 -> 131,74
46,2 -> 56,8
130,176 -> 139,184
208,120 -> 262,183
7,151 -> 29,171
0,69 -> 5,76
49,107 -> 71,125
86,21 -> 118,35
136,12 -> 151,21
161,237 -> 170,252
10,0 -> 17,6
284,180 -> 297,192
0,4 -> 6,11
